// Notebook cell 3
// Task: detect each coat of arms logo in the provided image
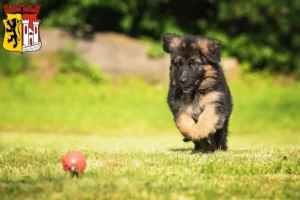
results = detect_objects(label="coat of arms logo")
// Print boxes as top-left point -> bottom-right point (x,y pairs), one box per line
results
2,3 -> 42,53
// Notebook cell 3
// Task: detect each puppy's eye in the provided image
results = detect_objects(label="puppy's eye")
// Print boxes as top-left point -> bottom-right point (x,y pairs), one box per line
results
190,61 -> 201,69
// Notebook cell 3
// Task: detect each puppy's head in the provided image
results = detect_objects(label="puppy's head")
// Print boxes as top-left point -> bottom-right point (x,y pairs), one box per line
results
163,33 -> 221,93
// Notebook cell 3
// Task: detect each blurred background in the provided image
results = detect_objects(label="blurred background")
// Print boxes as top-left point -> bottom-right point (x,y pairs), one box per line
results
1,0 -> 300,148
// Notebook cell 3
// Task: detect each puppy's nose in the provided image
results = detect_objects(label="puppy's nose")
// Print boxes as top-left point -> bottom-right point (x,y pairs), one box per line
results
180,77 -> 188,84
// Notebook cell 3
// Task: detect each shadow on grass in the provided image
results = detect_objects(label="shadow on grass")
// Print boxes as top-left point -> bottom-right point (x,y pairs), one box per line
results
168,148 -> 193,152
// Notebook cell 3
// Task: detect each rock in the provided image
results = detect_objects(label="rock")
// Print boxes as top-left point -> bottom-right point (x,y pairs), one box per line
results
77,32 -> 170,81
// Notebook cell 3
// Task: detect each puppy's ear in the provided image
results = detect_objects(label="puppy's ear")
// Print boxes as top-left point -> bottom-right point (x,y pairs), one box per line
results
163,33 -> 182,53
196,38 -> 221,63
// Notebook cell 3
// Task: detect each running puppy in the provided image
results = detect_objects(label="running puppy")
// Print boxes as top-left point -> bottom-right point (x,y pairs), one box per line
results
163,33 -> 233,152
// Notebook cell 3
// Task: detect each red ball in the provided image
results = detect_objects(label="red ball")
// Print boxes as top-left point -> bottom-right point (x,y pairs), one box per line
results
62,151 -> 86,174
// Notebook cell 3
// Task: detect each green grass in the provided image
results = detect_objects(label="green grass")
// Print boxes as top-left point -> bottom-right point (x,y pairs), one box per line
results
0,134 -> 299,200
0,75 -> 173,134
0,74 -> 300,199
1,74 -> 300,136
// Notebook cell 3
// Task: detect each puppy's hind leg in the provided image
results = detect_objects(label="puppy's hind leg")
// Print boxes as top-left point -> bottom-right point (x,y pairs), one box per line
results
213,119 -> 229,151
193,139 -> 212,153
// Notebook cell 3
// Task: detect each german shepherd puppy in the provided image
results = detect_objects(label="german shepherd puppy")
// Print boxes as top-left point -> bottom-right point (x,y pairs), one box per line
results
163,33 -> 233,152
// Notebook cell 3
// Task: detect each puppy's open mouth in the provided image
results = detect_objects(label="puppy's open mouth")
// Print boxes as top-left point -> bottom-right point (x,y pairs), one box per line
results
182,87 -> 192,93
182,80 -> 200,93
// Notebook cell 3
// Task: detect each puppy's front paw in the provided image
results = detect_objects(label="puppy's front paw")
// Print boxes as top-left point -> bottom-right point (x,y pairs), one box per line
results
190,125 -> 215,141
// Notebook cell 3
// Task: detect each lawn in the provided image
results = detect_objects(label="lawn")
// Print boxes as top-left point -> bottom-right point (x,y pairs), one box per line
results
0,75 -> 300,199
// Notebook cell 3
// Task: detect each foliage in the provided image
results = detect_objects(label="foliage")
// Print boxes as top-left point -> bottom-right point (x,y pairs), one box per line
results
141,36 -> 165,58
0,48 -> 29,75
0,0 -> 300,75
147,42 -> 165,59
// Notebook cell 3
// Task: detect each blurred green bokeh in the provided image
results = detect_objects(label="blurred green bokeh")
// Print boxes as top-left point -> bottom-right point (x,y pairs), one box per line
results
1,0 -> 299,76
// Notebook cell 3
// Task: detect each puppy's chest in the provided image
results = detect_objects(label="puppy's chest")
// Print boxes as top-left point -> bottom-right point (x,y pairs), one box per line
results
178,95 -> 204,121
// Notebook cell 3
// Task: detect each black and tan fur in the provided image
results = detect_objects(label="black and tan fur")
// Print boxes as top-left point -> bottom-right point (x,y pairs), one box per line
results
163,33 -> 233,152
